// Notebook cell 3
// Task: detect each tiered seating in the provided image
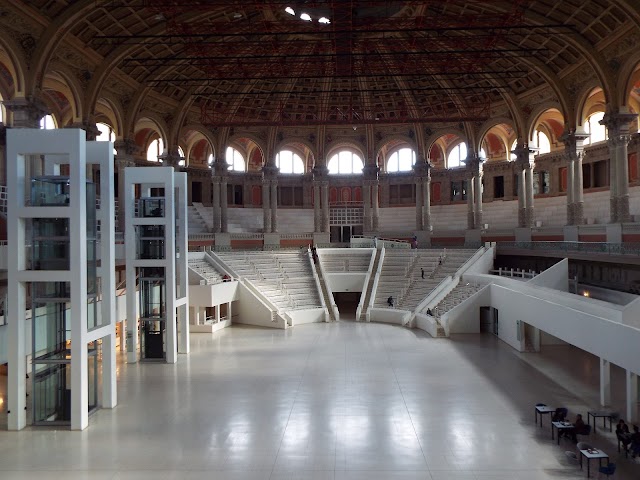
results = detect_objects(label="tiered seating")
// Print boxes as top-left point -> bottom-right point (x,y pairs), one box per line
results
320,251 -> 372,272
188,258 -> 224,284
432,283 -> 482,318
215,251 -> 321,311
374,248 -> 478,311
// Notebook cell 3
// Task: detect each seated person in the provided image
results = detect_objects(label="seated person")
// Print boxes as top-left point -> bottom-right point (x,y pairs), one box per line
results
616,419 -> 631,452
222,274 -> 231,282
552,408 -> 566,422
387,296 -> 394,308
561,414 -> 587,443
630,425 -> 640,458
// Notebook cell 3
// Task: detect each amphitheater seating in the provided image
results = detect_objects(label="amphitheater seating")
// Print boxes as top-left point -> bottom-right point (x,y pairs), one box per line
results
188,258 -> 225,284
373,248 -> 477,311
215,250 -> 321,310
320,251 -> 373,272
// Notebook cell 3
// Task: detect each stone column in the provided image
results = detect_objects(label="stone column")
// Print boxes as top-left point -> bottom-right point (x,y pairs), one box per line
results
601,111 -> 637,223
5,97 -> 50,179
363,164 -> 380,231
414,178 -> 422,231
313,183 -> 321,232
561,130 -> 589,225
525,164 -> 535,227
518,169 -> 526,227
270,178 -> 278,233
466,175 -> 475,229
262,178 -> 271,233
212,177 -> 221,233
363,181 -> 372,231
321,181 -> 329,232
475,171 -> 483,228
512,144 -> 535,228
371,182 -> 379,230
423,174 -> 431,230
220,175 -> 228,233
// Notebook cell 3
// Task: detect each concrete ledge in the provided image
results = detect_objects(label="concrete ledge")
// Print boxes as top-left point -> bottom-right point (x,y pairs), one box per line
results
190,319 -> 232,333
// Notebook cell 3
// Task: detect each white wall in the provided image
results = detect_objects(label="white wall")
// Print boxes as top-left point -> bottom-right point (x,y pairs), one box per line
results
189,282 -> 239,308
326,273 -> 367,292
528,258 -> 569,291
369,307 -> 410,325
440,286 -> 492,334
287,308 -> 325,325
236,282 -> 285,328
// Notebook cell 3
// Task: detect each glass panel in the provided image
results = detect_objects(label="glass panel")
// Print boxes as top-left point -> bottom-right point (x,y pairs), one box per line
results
30,177 -> 70,206
140,270 -> 166,320
140,197 -> 165,217
88,352 -> 98,412
32,298 -> 70,360
33,363 -> 71,424
137,225 -> 165,259
141,320 -> 165,360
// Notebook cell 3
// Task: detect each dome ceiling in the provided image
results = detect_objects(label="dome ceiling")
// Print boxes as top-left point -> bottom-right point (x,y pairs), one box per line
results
24,1 -> 638,127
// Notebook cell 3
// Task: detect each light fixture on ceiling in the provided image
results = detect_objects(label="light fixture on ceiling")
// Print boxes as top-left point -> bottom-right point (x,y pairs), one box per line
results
232,12 -> 242,19
300,13 -> 312,21
285,7 -> 295,15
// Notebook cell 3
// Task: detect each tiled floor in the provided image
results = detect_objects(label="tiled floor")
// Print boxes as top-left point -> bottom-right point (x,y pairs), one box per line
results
0,321 -> 638,479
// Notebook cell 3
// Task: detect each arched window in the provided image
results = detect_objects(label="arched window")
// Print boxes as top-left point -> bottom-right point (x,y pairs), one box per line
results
531,129 -> 551,154
96,122 -> 117,155
479,148 -> 487,160
327,151 -> 364,174
584,112 -> 606,145
178,146 -> 185,166
147,137 -> 164,162
387,148 -> 416,173
40,115 -> 56,130
226,146 -> 245,172
510,140 -> 518,161
207,153 -> 214,167
276,150 -> 305,174
447,142 -> 467,168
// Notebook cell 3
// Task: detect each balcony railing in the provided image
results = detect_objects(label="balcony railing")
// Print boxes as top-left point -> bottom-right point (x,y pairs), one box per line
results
497,241 -> 640,256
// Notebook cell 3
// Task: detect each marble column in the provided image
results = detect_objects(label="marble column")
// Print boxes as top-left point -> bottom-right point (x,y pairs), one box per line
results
321,181 -> 329,233
525,164 -> 535,227
414,178 -> 423,231
212,177 -> 221,233
475,171 -> 483,228
363,181 -> 372,231
220,176 -> 228,233
313,182 -> 321,232
271,179 -> 278,233
517,169 -> 526,227
371,181 -> 379,230
466,175 -> 475,229
601,111 -> 637,223
262,178 -> 271,233
560,130 -> 589,225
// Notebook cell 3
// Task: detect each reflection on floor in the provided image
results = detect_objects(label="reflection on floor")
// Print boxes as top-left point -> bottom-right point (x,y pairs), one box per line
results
0,322 -> 639,480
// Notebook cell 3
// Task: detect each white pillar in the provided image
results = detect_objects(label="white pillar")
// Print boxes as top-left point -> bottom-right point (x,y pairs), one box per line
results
216,305 -> 221,323
600,358 -> 611,407
467,176 -> 475,229
227,301 -> 232,322
102,334 -> 117,408
626,370 -> 638,422
475,173 -> 483,228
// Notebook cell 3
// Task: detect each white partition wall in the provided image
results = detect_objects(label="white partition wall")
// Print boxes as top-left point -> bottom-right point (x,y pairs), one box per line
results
124,167 -> 188,364
6,129 -> 117,431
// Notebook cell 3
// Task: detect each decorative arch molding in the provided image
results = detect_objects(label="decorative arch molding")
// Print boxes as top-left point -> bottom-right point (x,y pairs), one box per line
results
526,101 -> 565,142
122,85 -> 152,138
325,140 -> 366,163
95,95 -> 124,138
476,117 -> 517,152
575,84 -> 606,129
373,134 -> 418,162
618,53 -> 640,109
274,136 -> 317,160
227,132 -> 267,163
0,32 -> 27,95
180,123 -> 217,157
134,114 -> 170,152
43,67 -> 84,123
424,128 -> 468,155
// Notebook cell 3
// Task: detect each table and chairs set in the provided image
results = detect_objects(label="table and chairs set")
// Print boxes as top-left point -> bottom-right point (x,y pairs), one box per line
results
535,403 -> 617,478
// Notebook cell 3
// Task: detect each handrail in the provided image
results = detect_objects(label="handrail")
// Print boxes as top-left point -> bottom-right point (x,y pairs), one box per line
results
241,278 -> 282,322
415,275 -> 453,315
497,241 -> 640,256
355,249 -> 377,321
307,248 -> 330,321
365,247 -> 386,321
455,246 -> 486,277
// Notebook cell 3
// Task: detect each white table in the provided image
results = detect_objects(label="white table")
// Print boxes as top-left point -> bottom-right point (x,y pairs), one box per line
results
551,421 -> 574,444
579,448 -> 608,478
535,405 -> 555,427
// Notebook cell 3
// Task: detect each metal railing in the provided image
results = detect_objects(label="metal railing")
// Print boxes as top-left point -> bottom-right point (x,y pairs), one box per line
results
498,241 -> 640,256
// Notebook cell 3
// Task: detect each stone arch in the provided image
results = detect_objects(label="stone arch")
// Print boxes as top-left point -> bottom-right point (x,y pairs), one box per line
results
95,95 -> 124,138
43,68 -> 83,124
575,84 -> 606,129
425,128 -> 468,155
0,33 -> 27,95
526,102 -> 565,143
134,115 -> 170,160
373,134 -> 418,162
274,139 -> 315,174
325,140 -> 366,163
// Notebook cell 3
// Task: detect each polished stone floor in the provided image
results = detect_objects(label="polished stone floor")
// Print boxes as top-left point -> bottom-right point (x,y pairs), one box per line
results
0,321 -> 639,479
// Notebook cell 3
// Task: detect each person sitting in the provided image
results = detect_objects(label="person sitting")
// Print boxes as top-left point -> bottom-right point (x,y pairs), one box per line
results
616,419 -> 631,452
387,296 -> 394,308
561,414 -> 587,443
552,408 -> 566,423
630,425 -> 640,458
426,308 -> 433,316
222,274 -> 231,282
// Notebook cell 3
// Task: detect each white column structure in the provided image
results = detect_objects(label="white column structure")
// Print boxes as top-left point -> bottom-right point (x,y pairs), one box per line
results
600,358 -> 611,406
124,167 -> 188,364
626,370 -> 638,422
7,128 -> 117,431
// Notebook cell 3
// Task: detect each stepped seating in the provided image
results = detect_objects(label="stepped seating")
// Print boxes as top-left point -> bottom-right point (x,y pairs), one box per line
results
215,250 -> 321,311
320,251 -> 372,272
373,248 -> 477,311
432,283 -> 482,319
188,259 -> 224,284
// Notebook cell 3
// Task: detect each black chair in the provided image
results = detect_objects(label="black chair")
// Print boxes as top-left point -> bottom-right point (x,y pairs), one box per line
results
553,407 -> 568,422
598,462 -> 616,478
616,432 -> 629,458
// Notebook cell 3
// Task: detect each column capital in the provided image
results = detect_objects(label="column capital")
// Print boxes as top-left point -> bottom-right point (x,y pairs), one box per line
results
114,138 -> 140,157
312,165 -> 329,180
464,153 -> 483,173
362,163 -> 380,180
512,143 -> 537,167
601,111 -> 638,139
4,96 -> 50,128
262,164 -> 279,178
413,160 -> 432,178
158,146 -> 184,169
65,122 -> 100,140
